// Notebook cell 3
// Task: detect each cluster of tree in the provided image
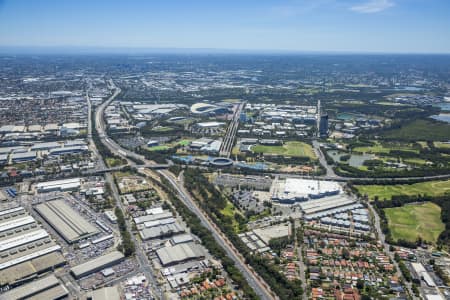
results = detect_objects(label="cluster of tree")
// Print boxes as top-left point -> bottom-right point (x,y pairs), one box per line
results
394,253 -> 412,282
114,207 -> 135,256
168,165 -> 183,177
247,255 -> 303,298
182,168 -> 303,299
336,162 -> 450,178
269,236 -> 293,256
320,146 -> 336,165
136,147 -> 176,164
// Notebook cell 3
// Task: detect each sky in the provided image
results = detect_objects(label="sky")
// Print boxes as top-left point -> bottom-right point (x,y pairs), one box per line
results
0,0 -> 449,54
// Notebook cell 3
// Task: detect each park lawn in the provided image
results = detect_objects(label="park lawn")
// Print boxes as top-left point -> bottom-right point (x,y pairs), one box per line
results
353,142 -> 419,154
220,201 -> 241,233
147,145 -> 170,151
403,158 -> 429,165
231,146 -> 240,156
434,142 -> 450,149
251,141 -> 317,159
105,157 -> 124,167
383,119 -> 450,141
178,139 -> 192,146
355,179 -> 450,201
385,202 -> 444,244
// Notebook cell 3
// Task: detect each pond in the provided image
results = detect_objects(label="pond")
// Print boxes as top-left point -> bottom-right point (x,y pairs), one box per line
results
327,151 -> 376,167
431,113 -> 450,124
434,102 -> 450,112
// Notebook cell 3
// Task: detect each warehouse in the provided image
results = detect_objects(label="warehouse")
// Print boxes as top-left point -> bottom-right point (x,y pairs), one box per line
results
0,215 -> 35,233
11,151 -> 37,163
36,178 -> 81,193
0,154 -> 8,165
0,274 -> 68,300
49,145 -> 89,156
139,223 -> 183,240
156,242 -> 204,266
411,262 -> 436,287
134,211 -> 173,224
35,199 -> 99,243
170,234 -> 194,245
86,286 -> 120,300
300,194 -> 355,215
70,251 -> 124,279
0,206 -> 66,287
30,141 -> 60,151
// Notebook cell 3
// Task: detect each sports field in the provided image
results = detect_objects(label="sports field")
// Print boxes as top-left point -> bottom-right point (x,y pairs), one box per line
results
355,179 -> 450,200
385,202 -> 444,244
147,145 -> 170,151
251,141 -> 316,159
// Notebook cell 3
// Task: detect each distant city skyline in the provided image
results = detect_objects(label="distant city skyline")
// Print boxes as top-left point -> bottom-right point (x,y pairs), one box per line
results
0,0 -> 449,54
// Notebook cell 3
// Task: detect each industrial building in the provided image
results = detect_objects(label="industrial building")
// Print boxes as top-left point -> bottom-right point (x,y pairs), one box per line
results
139,223 -> 183,240
49,145 -> 89,156
86,286 -> 120,300
271,178 -> 341,203
134,210 -> 173,225
170,234 -> 194,245
70,251 -> 124,279
11,151 -> 37,163
104,210 -> 117,223
0,274 -> 68,300
35,199 -> 99,243
0,206 -> 65,287
411,262 -> 436,287
299,194 -> 355,215
156,242 -> 204,266
36,178 -> 81,193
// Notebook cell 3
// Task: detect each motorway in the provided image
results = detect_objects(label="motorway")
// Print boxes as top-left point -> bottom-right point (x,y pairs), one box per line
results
90,83 -> 163,299
220,102 -> 245,158
94,84 -> 274,299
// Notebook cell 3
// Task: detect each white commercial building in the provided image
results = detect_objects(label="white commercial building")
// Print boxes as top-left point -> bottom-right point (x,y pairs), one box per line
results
36,178 -> 81,193
271,178 -> 341,203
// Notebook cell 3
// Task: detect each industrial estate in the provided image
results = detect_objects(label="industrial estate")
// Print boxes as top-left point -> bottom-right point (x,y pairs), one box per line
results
0,52 -> 449,300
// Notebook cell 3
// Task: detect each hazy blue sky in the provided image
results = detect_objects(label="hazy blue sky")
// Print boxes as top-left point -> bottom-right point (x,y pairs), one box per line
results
0,0 -> 449,53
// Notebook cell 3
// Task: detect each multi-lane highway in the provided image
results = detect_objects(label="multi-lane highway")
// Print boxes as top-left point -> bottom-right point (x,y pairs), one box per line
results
94,84 -> 274,299
220,102 -> 245,158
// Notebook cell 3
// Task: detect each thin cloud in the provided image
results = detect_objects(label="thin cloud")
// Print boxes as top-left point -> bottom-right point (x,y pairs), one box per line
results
350,0 -> 394,13
271,0 -> 336,17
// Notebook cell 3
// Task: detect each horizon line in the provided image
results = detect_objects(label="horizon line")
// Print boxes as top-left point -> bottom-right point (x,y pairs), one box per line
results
0,45 -> 450,56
